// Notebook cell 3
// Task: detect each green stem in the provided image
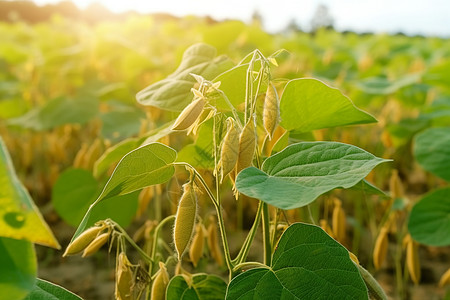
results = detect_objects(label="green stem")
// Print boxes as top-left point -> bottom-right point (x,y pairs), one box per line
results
217,90 -> 243,129
357,264 -> 388,300
262,202 -> 271,266
232,261 -> 269,273
109,220 -> 153,264
233,200 -> 263,265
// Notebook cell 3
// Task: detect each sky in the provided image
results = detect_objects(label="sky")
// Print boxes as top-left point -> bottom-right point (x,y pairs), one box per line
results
31,0 -> 450,37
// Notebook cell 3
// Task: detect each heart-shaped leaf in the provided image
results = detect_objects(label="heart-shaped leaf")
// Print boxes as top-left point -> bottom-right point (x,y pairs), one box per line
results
167,274 -> 227,300
280,79 -> 376,133
408,187 -> 450,246
414,127 -> 450,181
236,142 -> 389,209
226,223 -> 368,299
72,142 -> 176,240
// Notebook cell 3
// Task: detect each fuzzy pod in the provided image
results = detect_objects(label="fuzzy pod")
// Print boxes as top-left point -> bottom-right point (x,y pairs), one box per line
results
151,262 -> 170,300
63,225 -> 105,257
263,83 -> 280,140
332,198 -> 346,244
137,186 -> 154,218
189,223 -> 205,267
373,227 -> 389,270
406,238 -> 421,285
82,232 -> 110,257
207,216 -> 223,266
73,143 -> 89,169
172,98 -> 205,131
236,119 -> 256,176
115,252 -> 133,300
83,138 -> 102,170
439,268 -> 450,288
173,183 -> 198,261
219,118 -> 240,183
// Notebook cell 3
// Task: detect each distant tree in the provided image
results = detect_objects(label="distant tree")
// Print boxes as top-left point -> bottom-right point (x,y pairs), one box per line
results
310,4 -> 334,32
251,9 -> 263,27
285,19 -> 302,33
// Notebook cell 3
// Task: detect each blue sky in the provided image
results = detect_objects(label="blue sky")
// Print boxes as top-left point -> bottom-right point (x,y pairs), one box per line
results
32,0 -> 450,37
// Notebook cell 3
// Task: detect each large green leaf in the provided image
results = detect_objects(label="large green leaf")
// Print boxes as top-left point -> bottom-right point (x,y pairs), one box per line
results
52,169 -> 138,228
236,142 -> 389,209
211,64 -> 248,110
7,96 -> 99,130
167,274 -> 227,300
226,223 -> 368,299
136,43 -> 233,112
408,187 -> 450,246
355,74 -> 421,95
100,106 -> 146,143
24,279 -> 82,300
0,237 -> 36,300
414,127 -> 450,181
280,79 -> 376,133
72,143 -> 176,240
0,137 -> 59,248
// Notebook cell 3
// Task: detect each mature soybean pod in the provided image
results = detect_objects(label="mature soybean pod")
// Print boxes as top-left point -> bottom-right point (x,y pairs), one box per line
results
236,119 -> 256,176
263,83 -> 280,140
115,252 -> 133,300
63,225 -> 105,257
173,183 -> 197,260
151,262 -> 170,300
439,268 -> 450,288
332,198 -> 346,244
219,118 -> 240,183
373,227 -> 389,270
189,223 -> 205,267
406,237 -> 421,284
82,232 -> 110,257
172,98 -> 205,130
207,216 -> 223,266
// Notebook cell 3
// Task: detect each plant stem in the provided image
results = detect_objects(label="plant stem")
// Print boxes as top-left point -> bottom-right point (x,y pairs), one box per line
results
109,220 -> 153,265
262,202 -> 271,266
233,200 -> 263,266
232,261 -> 269,273
357,264 -> 388,300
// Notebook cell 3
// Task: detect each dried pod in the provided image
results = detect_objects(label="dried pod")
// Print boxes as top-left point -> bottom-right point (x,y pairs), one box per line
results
115,252 -> 134,300
172,98 -> 205,131
82,232 -> 110,257
219,118 -> 240,183
263,83 -> 280,140
332,198 -> 346,244
319,219 -> 334,238
439,268 -> 450,288
173,183 -> 198,260
207,216 -> 223,266
189,223 -> 205,267
389,169 -> 404,199
63,225 -> 105,257
373,227 -> 389,270
83,138 -> 102,170
406,237 -> 421,285
236,119 -> 256,176
151,262 -> 170,300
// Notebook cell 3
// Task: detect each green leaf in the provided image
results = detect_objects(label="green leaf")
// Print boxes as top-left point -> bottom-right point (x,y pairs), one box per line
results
52,169 -> 138,228
0,137 -> 60,248
414,127 -> 450,181
167,274 -> 227,300
100,107 -> 146,142
136,43 -> 233,112
211,64 -> 248,110
349,179 -> 388,197
72,143 -> 176,240
280,79 -> 376,133
236,142 -> 389,209
408,187 -> 450,246
226,223 -> 368,299
93,120 -> 174,178
0,237 -> 36,300
7,96 -> 99,131
24,279 -> 83,300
